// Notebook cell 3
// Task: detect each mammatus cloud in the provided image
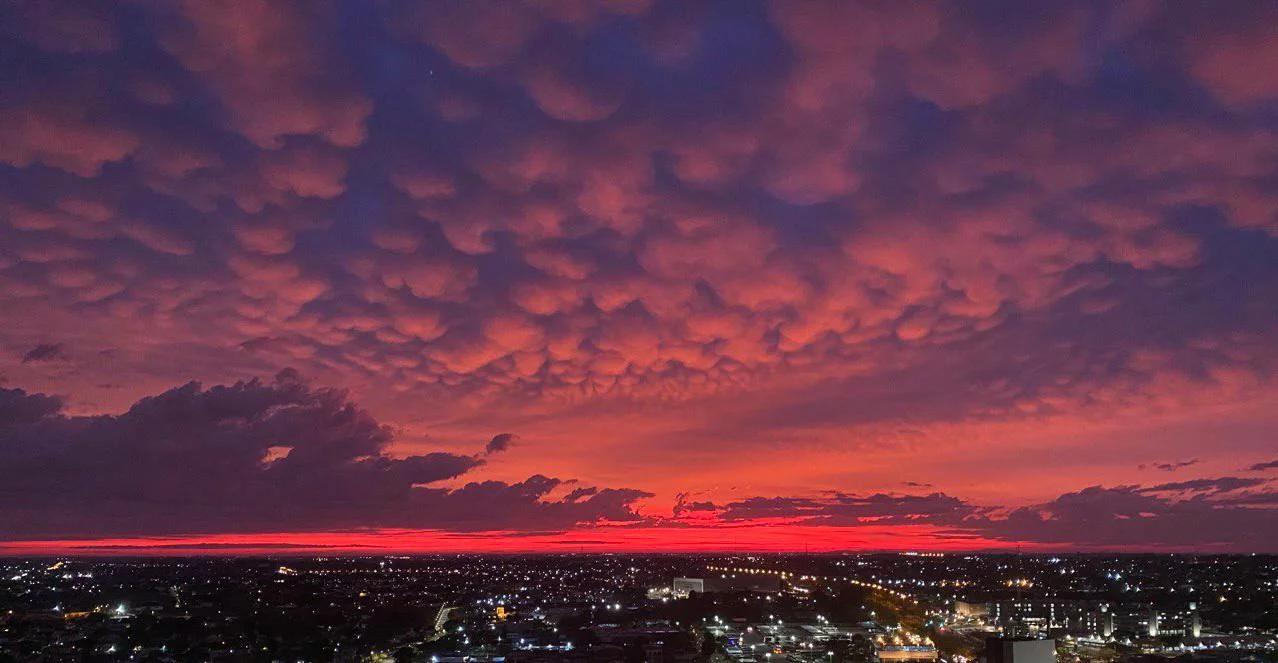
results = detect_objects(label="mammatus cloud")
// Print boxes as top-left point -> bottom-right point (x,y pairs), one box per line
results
3,1 -> 1276,412
0,374 -> 649,540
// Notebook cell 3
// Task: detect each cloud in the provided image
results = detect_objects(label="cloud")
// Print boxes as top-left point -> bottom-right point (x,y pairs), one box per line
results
1139,459 -> 1200,472
147,0 -> 371,148
0,387 -> 63,425
0,372 -> 1270,550
485,432 -> 516,454
21,343 -> 67,364
0,375 -> 648,539
1178,3 -> 1278,107
1,0 -> 119,54
1246,459 -> 1278,472
714,492 -> 981,527
667,477 -> 1277,550
0,105 -> 140,176
672,492 -> 718,517
986,483 -> 1278,550
2,0 -> 1276,417
1137,476 -> 1269,494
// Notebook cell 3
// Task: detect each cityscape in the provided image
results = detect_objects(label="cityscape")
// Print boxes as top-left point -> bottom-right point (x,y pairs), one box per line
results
2,554 -> 1275,662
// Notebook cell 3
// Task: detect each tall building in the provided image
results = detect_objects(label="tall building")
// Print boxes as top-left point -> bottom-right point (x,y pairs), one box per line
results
1098,604 -> 1115,638
1144,603 -> 1201,639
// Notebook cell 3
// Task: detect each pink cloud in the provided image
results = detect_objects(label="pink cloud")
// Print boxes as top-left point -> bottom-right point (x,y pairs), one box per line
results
153,0 -> 370,148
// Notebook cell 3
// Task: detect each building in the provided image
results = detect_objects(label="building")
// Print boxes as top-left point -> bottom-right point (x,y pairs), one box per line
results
672,575 -> 781,597
981,599 -> 1199,641
984,638 -> 1055,663
986,600 -> 1112,637
955,601 -> 989,620
1143,603 -> 1201,638
672,578 -> 705,597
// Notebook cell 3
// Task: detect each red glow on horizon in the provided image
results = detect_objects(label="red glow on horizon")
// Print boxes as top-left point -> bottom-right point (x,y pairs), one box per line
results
0,525 -> 1076,557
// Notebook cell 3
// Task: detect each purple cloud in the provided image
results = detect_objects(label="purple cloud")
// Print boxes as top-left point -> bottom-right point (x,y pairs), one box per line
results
987,484 -> 1278,550
1246,459 -> 1278,472
21,343 -> 67,363
1140,459 -> 1200,472
0,374 -> 649,539
485,432 -> 517,454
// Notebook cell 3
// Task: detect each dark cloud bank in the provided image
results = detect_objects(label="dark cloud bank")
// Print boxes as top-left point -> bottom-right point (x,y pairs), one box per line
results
1,376 -> 1273,549
0,374 -> 650,539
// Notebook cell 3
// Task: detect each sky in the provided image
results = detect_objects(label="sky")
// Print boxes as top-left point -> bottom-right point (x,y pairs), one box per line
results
1,0 -> 1276,555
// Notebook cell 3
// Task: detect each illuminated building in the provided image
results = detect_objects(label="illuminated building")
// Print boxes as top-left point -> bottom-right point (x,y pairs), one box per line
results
986,600 -> 1113,637
1143,603 -> 1202,638
673,578 -> 705,597
672,574 -> 781,597
954,601 -> 988,619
